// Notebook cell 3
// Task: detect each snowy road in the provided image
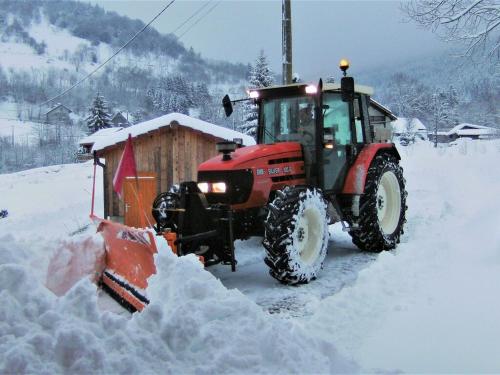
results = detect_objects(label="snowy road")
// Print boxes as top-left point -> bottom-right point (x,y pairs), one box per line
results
211,227 -> 377,318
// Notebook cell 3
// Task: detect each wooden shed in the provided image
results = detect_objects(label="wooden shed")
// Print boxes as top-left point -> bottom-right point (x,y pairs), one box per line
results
92,113 -> 254,227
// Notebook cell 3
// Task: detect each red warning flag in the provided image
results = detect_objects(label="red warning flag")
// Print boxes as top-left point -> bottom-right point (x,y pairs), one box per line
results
113,134 -> 137,199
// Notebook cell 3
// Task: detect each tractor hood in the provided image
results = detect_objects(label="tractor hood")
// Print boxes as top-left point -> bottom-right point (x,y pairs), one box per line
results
198,142 -> 302,171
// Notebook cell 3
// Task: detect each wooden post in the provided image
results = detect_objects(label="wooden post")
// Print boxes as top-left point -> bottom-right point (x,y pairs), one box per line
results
282,0 -> 292,85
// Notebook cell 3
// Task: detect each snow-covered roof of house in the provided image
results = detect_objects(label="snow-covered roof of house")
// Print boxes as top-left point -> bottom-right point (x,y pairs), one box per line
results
447,123 -> 498,136
79,127 -> 124,146
44,103 -> 72,115
92,113 -> 256,152
392,118 -> 426,134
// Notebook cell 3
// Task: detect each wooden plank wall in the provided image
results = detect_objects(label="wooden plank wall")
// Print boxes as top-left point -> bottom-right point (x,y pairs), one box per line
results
99,125 -> 221,218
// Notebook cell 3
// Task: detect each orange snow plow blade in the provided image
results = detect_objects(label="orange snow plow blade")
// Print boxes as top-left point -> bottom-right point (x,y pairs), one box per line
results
93,217 -> 158,312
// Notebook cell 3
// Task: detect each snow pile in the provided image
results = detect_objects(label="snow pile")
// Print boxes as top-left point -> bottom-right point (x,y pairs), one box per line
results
0,236 -> 356,374
307,140 -> 500,372
45,234 -> 105,296
92,112 -> 256,151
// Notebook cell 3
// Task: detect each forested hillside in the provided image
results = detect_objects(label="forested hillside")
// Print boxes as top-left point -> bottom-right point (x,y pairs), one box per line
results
0,0 -> 247,124
0,0 -> 250,172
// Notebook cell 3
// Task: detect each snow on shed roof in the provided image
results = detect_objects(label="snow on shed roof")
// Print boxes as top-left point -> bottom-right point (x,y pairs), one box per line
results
392,118 -> 426,134
79,127 -> 124,146
92,113 -> 255,151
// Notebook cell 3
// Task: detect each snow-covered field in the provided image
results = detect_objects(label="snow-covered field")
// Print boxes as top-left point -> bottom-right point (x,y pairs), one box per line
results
1,139 -> 499,373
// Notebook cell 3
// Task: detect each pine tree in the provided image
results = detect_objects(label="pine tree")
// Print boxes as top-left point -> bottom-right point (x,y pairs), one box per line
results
239,50 -> 274,137
86,93 -> 112,133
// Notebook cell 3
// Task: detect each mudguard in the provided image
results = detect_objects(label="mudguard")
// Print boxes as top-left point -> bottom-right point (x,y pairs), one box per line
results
342,144 -> 400,194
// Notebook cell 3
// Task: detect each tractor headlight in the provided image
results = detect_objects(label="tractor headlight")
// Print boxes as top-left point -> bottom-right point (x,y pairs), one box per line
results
305,85 -> 317,94
212,182 -> 227,193
197,182 -> 227,193
248,90 -> 259,99
198,182 -> 209,193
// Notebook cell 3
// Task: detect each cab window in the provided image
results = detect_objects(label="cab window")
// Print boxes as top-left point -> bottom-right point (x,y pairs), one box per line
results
323,93 -> 351,145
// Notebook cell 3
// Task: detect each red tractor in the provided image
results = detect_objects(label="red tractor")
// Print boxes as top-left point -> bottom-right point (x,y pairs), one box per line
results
151,62 -> 407,286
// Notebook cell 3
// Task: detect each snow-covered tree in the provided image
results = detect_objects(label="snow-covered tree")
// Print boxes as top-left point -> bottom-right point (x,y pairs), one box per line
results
146,75 -> 193,116
239,50 -> 274,137
403,0 -> 500,63
386,73 -> 429,120
86,93 -> 112,133
429,90 -> 450,147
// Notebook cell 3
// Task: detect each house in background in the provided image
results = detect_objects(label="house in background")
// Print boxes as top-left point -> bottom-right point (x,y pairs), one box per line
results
44,103 -> 73,125
111,112 -> 131,128
428,123 -> 500,144
92,113 -> 254,226
392,118 -> 427,140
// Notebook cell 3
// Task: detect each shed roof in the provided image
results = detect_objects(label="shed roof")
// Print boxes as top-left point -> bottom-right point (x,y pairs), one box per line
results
92,113 -> 256,152
79,127 -> 124,146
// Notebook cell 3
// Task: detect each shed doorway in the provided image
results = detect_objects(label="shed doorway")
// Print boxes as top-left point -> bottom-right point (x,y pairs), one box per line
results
123,173 -> 157,228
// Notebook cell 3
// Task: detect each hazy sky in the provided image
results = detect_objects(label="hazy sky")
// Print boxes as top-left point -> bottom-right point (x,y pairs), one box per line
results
93,0 -> 447,80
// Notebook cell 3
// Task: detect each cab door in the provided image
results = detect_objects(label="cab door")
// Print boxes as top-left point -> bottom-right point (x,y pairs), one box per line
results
322,93 -> 353,192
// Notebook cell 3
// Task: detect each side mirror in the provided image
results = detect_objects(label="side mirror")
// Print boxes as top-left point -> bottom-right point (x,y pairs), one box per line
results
222,95 -> 233,117
341,76 -> 354,102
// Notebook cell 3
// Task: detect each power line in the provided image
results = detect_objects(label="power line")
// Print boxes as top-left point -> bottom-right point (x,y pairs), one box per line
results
177,1 -> 221,39
171,0 -> 213,35
40,0 -> 176,107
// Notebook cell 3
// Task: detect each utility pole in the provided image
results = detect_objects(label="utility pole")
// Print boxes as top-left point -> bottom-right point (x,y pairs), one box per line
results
282,0 -> 292,85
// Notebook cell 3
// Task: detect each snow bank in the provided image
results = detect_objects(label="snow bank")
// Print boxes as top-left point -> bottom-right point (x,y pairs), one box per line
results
307,140 -> 500,372
92,112 -> 256,151
0,235 -> 356,374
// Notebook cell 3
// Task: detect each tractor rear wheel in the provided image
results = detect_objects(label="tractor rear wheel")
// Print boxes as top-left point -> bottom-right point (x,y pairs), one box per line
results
351,154 -> 407,252
263,186 -> 330,285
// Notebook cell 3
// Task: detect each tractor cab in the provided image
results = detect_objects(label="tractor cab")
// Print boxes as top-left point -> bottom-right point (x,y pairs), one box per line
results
247,79 -> 375,193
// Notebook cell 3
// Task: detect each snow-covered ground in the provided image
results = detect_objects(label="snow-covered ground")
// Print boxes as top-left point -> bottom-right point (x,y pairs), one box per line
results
1,139 -> 499,373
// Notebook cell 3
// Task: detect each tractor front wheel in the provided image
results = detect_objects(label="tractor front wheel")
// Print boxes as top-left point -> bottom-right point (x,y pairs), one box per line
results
351,154 -> 407,252
263,186 -> 330,285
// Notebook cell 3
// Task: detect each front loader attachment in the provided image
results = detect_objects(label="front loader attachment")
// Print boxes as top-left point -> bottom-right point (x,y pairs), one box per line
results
93,217 -> 158,312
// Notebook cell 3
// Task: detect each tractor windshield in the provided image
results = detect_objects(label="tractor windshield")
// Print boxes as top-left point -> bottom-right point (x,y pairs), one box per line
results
260,95 -> 316,144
